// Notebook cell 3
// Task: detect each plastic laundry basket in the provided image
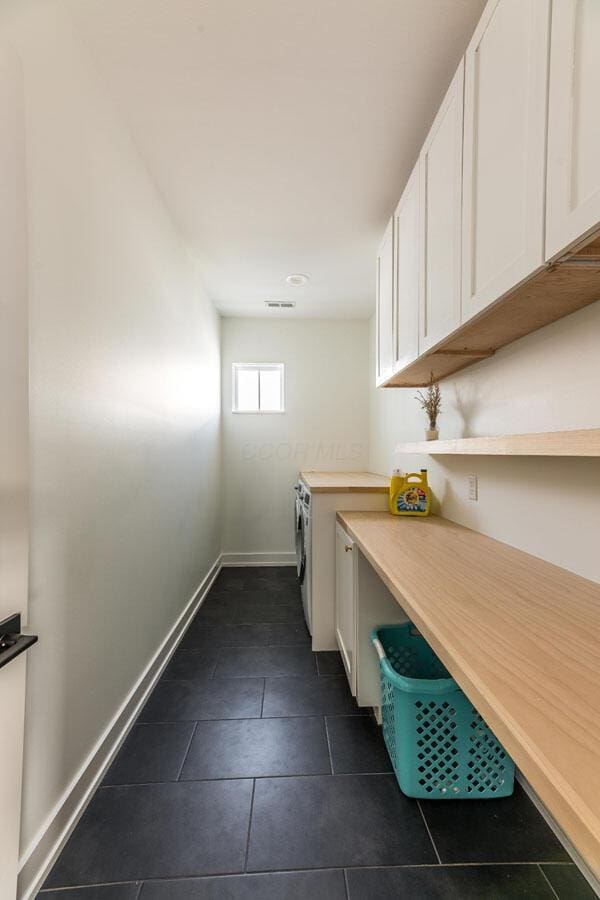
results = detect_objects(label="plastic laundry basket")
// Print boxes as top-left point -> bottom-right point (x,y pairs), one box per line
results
371,623 -> 514,800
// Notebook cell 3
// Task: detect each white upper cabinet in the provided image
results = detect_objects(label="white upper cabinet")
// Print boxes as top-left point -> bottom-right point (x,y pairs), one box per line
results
393,159 -> 420,370
461,0 -> 550,322
376,216 -> 394,384
546,0 -> 600,260
419,62 -> 464,352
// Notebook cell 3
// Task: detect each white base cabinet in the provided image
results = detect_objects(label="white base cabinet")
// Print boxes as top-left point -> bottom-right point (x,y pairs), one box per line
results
335,523 -> 357,694
308,490 -> 388,652
335,524 -> 408,708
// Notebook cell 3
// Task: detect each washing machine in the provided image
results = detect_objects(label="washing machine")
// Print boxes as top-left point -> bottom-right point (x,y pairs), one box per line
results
294,482 -> 312,633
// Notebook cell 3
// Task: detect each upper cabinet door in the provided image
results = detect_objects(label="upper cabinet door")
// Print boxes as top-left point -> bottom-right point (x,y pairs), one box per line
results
376,216 -> 394,384
419,62 -> 464,353
393,159 -> 420,370
546,0 -> 600,260
462,0 -> 550,322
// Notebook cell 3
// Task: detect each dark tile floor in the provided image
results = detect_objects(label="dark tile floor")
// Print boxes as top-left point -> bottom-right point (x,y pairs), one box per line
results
40,567 -> 595,899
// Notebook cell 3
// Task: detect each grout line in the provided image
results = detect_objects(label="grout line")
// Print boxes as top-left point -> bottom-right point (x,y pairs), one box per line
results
537,863 -> 561,899
99,772 -> 401,788
243,779 -> 256,872
39,862 -> 573,892
137,711 -> 372,726
176,721 -> 199,781
417,800 -> 442,865
39,880 -> 142,893
210,647 -> 226,680
323,716 -> 334,775
343,867 -> 351,899
260,679 -> 266,717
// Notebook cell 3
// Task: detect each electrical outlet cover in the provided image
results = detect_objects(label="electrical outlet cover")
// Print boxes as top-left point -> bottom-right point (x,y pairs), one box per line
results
468,473 -> 478,501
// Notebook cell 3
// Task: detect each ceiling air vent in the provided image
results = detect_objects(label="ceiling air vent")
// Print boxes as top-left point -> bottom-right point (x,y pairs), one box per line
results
265,300 -> 296,309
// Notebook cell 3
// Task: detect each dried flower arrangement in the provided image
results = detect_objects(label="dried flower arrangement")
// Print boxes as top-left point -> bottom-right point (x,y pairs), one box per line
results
415,373 -> 442,438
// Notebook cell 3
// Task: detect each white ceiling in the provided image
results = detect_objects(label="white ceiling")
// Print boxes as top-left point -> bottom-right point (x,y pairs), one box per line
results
69,0 -> 485,318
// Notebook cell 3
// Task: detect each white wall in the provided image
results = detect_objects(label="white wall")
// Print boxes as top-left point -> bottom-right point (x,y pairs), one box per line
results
369,302 -> 600,584
2,1 -> 222,889
221,318 -> 369,557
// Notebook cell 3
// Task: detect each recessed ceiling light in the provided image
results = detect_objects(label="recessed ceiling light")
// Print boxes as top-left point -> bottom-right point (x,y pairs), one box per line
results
286,273 -> 309,286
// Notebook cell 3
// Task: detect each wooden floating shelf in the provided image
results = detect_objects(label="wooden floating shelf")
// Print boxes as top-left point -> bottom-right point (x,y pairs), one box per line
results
382,235 -> 600,387
395,428 -> 600,457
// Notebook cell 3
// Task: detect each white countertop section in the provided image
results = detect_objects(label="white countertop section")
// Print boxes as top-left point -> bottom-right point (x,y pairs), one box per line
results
299,471 -> 389,493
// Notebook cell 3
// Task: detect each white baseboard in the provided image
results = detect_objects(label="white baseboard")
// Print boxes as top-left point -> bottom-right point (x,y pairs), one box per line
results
515,771 -> 600,897
18,555 -> 222,900
221,551 -> 296,567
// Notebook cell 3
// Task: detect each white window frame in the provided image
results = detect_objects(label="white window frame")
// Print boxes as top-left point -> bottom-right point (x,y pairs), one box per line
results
232,362 -> 285,414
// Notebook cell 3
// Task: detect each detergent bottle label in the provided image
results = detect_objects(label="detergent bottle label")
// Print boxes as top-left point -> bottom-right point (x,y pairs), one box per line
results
396,485 -> 428,513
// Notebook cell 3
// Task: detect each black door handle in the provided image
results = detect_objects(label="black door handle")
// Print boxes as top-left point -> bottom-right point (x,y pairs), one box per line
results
0,613 -> 38,671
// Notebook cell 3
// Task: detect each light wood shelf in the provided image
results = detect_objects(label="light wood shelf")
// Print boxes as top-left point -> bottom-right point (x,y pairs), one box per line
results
299,471 -> 389,493
395,428 -> 600,457
382,234 -> 600,387
336,510 -> 600,879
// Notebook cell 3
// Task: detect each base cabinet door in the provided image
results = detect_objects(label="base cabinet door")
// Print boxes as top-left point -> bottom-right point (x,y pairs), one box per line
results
546,0 -> 600,259
335,524 -> 356,694
462,0 -> 550,320
419,61 -> 464,351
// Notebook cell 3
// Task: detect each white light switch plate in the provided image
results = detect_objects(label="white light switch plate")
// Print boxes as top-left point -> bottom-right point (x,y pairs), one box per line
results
468,473 -> 478,501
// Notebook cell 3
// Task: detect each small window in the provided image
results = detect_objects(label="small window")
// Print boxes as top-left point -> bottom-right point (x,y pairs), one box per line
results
232,363 -> 285,413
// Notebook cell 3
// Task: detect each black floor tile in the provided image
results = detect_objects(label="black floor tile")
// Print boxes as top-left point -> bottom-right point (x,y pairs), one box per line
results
40,886 -> 141,900
207,589 -> 299,606
249,580 -> 301,599
45,567 -> 581,897
327,715 -> 393,774
232,587 -> 301,605
180,624 -> 271,650
540,863 -> 598,899
138,678 -> 264,723
420,783 -> 570,864
346,864 -> 556,899
162,649 -> 219,680
214,645 -> 316,678
213,571 -> 245,592
265,623 -> 310,646
103,723 -> 195,785
139,869 -> 346,899
194,596 -> 303,625
233,602 -> 304,624
180,716 -> 331,780
44,780 -> 253,887
262,676 -> 368,717
192,599 -> 239,624
316,651 -> 345,676
246,774 -> 436,871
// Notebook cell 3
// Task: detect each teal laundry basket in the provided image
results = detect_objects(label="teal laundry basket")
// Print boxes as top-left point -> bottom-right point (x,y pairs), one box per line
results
371,623 -> 514,800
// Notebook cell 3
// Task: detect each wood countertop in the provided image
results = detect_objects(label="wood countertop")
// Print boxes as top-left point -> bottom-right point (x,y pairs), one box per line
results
336,510 -> 600,878
299,471 -> 389,493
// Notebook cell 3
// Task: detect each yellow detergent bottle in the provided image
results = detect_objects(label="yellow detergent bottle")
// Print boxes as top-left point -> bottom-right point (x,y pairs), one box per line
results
390,469 -> 431,517
389,468 -> 405,514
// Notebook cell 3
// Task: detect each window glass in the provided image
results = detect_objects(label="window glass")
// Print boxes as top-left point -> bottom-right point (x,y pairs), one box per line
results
232,364 -> 284,413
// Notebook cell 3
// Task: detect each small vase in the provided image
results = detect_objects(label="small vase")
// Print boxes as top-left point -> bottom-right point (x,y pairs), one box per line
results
426,428 -> 439,442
